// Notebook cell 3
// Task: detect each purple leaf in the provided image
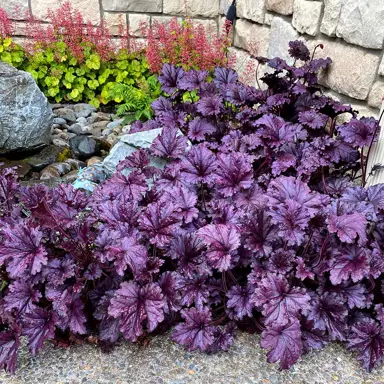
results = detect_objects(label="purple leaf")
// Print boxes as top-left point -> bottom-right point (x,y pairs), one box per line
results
330,245 -> 371,285
22,308 -> 57,356
226,285 -> 254,320
172,307 -> 215,352
158,64 -> 184,94
347,319 -> 384,372
197,224 -> 241,271
260,320 -> 303,369
253,274 -> 311,326
0,327 -> 21,374
109,282 -> 164,342
0,224 -> 48,278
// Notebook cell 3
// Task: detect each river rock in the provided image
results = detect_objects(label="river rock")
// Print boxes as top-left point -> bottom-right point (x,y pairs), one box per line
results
55,107 -> 77,123
26,145 -> 62,171
53,117 -> 67,125
0,62 -> 52,154
70,136 -> 100,160
0,160 -> 31,178
65,158 -> 86,170
72,103 -> 97,119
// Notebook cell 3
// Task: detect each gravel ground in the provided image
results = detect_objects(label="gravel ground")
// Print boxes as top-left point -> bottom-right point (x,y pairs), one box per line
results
0,332 -> 383,384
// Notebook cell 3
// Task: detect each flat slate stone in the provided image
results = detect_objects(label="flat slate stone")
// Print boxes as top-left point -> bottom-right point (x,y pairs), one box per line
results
1,333 -> 383,383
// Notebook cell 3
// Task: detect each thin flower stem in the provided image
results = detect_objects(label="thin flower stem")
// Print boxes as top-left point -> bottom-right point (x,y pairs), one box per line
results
222,271 -> 228,292
301,231 -> 313,259
227,270 -> 239,286
321,167 -> 329,194
312,233 -> 331,268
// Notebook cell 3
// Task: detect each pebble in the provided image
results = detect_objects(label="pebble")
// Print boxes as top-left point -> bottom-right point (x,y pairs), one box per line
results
26,145 -> 62,171
65,158 -> 86,170
76,117 -> 88,126
55,107 -> 77,122
62,169 -> 79,182
52,138 -> 70,148
42,162 -> 71,176
87,156 -> 103,166
69,136 -> 100,160
53,117 -> 67,125
40,166 -> 60,179
68,123 -> 83,135
107,119 -> 124,129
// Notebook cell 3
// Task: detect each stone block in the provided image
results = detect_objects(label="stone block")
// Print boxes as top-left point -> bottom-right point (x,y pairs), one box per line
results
104,13 -> 127,35
292,0 -> 323,36
234,19 -> 270,57
266,0 -> 294,15
163,0 -> 219,17
220,0 -> 230,14
268,16 -> 299,64
102,0 -> 162,13
194,19 -> 218,34
151,15 -> 176,26
336,0 -> 384,49
379,56 -> 384,76
368,80 -> 384,109
1,0 -> 29,20
129,14 -> 150,37
320,0 -> 342,37
31,0 -> 100,25
237,0 -> 266,24
309,39 -> 380,100
264,12 -> 275,26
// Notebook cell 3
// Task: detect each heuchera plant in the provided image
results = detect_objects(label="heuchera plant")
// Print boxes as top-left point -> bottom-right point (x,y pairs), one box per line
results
146,17 -> 233,73
1,41 -> 384,374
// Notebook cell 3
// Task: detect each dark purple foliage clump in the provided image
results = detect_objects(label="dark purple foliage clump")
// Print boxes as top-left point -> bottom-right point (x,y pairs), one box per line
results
0,41 -> 383,374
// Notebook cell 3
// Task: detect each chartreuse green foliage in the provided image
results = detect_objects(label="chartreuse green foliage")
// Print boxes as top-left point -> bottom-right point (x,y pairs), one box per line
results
22,42 -> 151,108
110,74 -> 162,124
0,37 -> 24,68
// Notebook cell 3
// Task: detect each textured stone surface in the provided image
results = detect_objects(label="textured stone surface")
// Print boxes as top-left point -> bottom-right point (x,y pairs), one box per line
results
1,0 -> 29,20
129,14 -> 150,37
237,0 -> 266,24
0,62 -> 52,154
336,0 -> 384,49
234,19 -> 270,56
292,0 -> 323,36
266,0 -> 294,15
268,16 -> 299,64
104,12 -> 127,35
368,80 -> 384,109
163,0 -> 219,17
31,0 -> 100,24
320,0 -> 342,37
102,0 -> 162,12
103,128 -> 167,175
380,56 -> 384,76
151,15 -> 176,26
310,40 -> 380,100
2,333 -> 384,383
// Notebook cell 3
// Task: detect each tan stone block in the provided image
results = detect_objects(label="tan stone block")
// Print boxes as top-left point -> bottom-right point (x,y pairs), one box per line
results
320,0 -> 342,37
309,39 -> 380,100
104,13 -> 127,36
292,0 -> 323,36
336,0 -> 384,49
31,0 -> 100,25
234,19 -> 270,57
368,81 -> 384,109
102,0 -> 162,12
237,0 -> 266,24
129,14 -> 150,37
1,0 -> 29,20
163,0 -> 219,17
266,0 -> 294,15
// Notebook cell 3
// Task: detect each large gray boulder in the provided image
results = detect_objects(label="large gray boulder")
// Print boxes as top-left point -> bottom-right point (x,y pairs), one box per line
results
0,62 -> 52,154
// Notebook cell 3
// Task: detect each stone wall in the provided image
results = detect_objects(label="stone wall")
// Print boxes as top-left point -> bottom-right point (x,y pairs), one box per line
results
5,0 -> 384,118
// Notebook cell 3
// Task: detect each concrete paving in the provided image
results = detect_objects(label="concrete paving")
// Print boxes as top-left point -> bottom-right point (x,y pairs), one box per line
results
0,332 -> 383,384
